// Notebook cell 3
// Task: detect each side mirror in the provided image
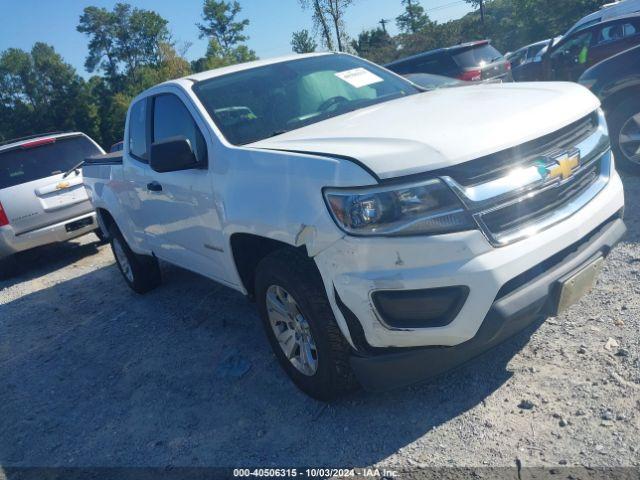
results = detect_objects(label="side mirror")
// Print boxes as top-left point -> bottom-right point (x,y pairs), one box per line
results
149,136 -> 199,173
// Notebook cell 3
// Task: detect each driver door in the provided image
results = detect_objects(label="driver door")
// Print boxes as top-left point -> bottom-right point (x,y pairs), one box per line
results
145,92 -> 227,282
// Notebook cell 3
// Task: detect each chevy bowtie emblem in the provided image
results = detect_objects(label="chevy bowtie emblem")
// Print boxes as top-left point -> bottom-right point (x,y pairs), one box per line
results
537,149 -> 581,182
56,181 -> 71,190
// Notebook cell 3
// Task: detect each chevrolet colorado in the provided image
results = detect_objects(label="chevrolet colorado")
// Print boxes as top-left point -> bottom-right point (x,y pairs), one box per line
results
82,53 -> 625,400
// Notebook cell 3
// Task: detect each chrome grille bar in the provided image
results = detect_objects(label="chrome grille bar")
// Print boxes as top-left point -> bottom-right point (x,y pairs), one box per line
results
440,109 -> 612,247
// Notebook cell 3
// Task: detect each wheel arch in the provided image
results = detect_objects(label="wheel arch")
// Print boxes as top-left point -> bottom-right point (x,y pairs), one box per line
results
229,233 -> 307,298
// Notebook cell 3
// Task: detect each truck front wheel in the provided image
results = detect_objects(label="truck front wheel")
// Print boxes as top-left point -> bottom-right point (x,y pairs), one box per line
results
255,248 -> 358,400
109,225 -> 161,294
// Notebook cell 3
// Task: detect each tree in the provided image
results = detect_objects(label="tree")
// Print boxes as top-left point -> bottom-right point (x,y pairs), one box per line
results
299,0 -> 354,52
396,0 -> 431,34
324,0 -> 354,52
77,3 -> 171,87
197,1 -> 249,51
464,0 -> 485,24
291,29 -> 318,53
193,0 -> 256,72
0,43 -> 99,142
351,28 -> 396,64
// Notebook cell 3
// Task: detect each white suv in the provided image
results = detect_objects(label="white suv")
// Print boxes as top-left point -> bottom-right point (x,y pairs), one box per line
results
0,132 -> 104,261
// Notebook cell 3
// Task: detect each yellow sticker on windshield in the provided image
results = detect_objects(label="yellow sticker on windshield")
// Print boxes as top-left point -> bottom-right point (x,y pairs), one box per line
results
335,68 -> 384,88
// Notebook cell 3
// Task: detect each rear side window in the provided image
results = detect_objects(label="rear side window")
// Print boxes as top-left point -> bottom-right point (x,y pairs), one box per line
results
152,94 -> 207,164
128,99 -> 148,161
453,44 -> 503,67
596,21 -> 637,44
389,55 -> 457,76
0,136 -> 101,189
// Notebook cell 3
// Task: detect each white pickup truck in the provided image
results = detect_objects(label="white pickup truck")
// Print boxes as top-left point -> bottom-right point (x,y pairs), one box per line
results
83,53 -> 625,400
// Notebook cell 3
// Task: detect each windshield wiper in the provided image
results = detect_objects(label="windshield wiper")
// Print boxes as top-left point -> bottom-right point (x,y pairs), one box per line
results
62,160 -> 84,179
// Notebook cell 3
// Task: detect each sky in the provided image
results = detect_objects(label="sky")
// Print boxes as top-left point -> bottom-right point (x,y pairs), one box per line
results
0,0 -> 473,78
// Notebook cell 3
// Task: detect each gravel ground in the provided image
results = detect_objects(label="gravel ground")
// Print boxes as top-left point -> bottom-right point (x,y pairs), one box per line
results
0,174 -> 638,473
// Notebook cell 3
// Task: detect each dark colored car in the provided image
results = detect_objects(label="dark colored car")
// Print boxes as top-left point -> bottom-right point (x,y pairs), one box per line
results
110,140 -> 124,153
540,13 -> 640,82
385,40 -> 512,82
579,44 -> 640,171
506,39 -> 551,81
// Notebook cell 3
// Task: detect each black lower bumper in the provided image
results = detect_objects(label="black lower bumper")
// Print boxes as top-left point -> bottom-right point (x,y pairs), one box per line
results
349,216 -> 626,392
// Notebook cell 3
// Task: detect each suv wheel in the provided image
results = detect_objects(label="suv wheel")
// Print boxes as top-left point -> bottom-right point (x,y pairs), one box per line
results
610,97 -> 640,173
255,248 -> 358,400
109,224 -> 161,294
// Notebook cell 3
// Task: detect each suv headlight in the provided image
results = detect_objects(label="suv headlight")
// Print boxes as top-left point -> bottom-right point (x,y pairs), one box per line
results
324,179 -> 475,236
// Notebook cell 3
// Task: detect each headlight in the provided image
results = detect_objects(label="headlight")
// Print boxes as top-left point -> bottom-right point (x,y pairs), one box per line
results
324,179 -> 475,236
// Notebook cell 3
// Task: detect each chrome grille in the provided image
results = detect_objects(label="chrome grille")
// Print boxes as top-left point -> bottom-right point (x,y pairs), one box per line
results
441,109 -> 611,247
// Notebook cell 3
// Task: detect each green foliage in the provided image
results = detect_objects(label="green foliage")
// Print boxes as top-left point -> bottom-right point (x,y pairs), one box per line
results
351,29 -> 397,64
197,0 -> 250,50
396,0 -> 431,34
192,0 -> 256,72
0,43 -> 99,143
77,2 -> 172,87
291,29 -> 318,53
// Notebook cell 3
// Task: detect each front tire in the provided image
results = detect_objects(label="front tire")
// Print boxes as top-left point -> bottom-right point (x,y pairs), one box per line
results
255,248 -> 358,401
109,224 -> 161,294
609,96 -> 640,173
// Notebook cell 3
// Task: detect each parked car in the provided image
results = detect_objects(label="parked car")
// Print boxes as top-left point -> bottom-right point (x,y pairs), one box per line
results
110,141 -> 124,153
565,0 -> 640,36
403,73 -> 467,89
540,14 -> 640,82
83,53 -> 625,399
385,40 -> 512,82
579,44 -> 640,171
0,132 -> 104,260
506,39 -> 551,81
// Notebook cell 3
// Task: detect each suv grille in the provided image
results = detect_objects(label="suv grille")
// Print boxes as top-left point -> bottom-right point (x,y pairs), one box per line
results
440,110 -> 611,246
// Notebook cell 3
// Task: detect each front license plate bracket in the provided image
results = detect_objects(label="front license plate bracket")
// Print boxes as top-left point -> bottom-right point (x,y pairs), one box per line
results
551,255 -> 604,316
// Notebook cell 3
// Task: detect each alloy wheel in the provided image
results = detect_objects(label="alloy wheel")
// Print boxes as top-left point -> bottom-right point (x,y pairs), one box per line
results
266,285 -> 318,376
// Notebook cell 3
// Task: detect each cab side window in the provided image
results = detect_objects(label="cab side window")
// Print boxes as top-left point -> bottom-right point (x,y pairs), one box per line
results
128,99 -> 148,162
550,32 -> 592,60
152,94 -> 207,165
596,22 -> 636,44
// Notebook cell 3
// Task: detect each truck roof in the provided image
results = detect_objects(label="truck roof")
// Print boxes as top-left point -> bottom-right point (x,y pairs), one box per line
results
184,52 -> 332,83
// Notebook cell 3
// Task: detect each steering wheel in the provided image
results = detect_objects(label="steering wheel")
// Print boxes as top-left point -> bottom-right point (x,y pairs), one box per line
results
318,96 -> 349,112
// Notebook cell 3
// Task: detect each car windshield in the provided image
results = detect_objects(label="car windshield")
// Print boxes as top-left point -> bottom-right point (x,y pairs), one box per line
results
0,135 -> 101,189
192,54 -> 420,145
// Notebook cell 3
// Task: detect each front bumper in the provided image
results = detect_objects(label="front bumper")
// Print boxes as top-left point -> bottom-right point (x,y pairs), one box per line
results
313,158 -> 625,389
347,215 -> 625,391
0,212 -> 97,259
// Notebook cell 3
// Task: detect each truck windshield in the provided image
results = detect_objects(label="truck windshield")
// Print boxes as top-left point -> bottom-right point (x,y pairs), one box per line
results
192,54 -> 420,145
0,135 -> 101,189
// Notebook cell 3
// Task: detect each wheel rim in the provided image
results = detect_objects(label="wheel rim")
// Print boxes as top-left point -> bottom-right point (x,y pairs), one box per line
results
266,285 -> 318,376
112,238 -> 134,283
619,112 -> 640,165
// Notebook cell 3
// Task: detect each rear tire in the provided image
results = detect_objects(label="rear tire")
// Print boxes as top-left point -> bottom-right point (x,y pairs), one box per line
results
609,96 -> 640,174
255,248 -> 358,401
109,224 -> 161,294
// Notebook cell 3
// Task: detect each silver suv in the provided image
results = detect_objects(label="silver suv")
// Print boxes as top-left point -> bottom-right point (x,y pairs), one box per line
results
0,132 -> 104,259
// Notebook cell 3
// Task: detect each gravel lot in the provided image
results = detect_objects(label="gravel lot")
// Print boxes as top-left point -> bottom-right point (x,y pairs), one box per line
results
0,174 -> 638,473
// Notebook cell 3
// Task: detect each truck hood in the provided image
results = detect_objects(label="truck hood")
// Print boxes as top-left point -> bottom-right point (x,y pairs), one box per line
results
249,82 -> 600,180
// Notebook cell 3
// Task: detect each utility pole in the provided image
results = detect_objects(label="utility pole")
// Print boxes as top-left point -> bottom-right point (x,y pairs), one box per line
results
379,18 -> 388,33
479,0 -> 485,24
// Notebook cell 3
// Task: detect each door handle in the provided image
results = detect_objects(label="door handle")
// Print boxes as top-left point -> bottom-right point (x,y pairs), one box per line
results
147,181 -> 162,192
